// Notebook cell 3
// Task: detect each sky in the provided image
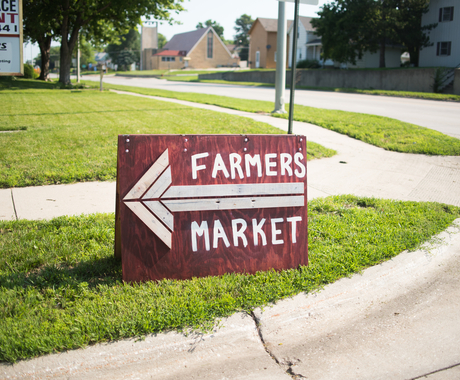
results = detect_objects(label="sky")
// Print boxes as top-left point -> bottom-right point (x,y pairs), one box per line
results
23,0 -> 331,64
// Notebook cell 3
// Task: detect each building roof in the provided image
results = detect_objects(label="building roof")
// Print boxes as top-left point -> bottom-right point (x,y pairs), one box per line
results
249,18 -> 294,34
306,38 -> 322,46
162,28 -> 210,54
298,16 -> 316,32
154,50 -> 186,57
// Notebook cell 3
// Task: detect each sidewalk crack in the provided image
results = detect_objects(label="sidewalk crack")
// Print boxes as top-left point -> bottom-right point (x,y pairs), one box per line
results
250,311 -> 305,379
10,189 -> 18,220
409,362 -> 460,380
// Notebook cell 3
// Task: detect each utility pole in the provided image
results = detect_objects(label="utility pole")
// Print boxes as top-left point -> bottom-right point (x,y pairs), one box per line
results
77,31 -> 81,83
274,0 -> 318,133
273,0 -> 287,114
288,0 -> 300,134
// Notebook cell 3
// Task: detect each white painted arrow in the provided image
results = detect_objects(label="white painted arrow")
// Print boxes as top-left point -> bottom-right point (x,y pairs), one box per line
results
123,149 -> 305,249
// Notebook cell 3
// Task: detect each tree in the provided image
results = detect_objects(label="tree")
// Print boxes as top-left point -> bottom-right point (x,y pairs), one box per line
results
312,0 -> 436,68
24,0 -> 184,85
78,39 -> 97,68
196,20 -> 224,39
23,0 -> 59,81
393,0 -> 436,66
158,33 -> 167,49
233,14 -> 253,47
106,29 -> 140,70
233,14 -> 253,61
35,46 -> 61,72
312,0 -> 379,66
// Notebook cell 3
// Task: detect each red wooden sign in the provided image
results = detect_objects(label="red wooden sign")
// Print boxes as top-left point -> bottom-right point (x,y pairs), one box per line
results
115,135 -> 308,281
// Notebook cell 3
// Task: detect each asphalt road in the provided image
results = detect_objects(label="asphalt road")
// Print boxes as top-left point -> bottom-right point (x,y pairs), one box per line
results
86,75 -> 460,140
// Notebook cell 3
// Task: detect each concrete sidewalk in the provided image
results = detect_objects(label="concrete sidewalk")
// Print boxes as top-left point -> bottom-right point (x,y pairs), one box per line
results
2,221 -> 460,379
1,92 -> 459,222
1,92 -> 460,379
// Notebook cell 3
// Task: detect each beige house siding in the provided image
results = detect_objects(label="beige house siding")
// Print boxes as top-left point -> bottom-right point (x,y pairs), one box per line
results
266,32 -> 278,68
249,18 -> 290,69
147,55 -> 184,70
148,28 -> 238,70
157,56 -> 185,70
188,33 -> 238,68
249,20 -> 268,68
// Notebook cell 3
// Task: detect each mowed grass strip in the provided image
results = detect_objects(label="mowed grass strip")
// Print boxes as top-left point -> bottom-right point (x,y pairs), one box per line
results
0,196 -> 459,362
170,77 -> 460,102
0,89 -> 335,188
97,82 -> 460,156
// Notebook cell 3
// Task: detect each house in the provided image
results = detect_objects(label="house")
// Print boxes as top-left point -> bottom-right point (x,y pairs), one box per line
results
419,0 -> 459,67
346,46 -> 404,69
94,52 -> 118,70
146,27 -> 239,70
248,18 -> 292,69
287,16 -> 401,69
287,16 -> 323,67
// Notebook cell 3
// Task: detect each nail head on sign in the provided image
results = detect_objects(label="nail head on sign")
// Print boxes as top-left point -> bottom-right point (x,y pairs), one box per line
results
125,149 -> 129,153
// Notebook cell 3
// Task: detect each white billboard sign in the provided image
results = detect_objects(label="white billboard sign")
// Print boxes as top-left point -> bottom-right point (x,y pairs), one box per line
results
0,0 -> 23,76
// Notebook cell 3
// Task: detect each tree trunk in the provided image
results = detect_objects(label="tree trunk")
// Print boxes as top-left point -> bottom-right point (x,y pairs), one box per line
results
38,36 -> 52,81
59,41 -> 72,85
409,46 -> 419,67
58,1 -> 81,85
379,38 -> 386,68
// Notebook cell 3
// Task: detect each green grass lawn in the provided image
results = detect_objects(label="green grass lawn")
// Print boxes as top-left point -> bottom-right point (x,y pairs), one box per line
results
1,195 -> 459,362
0,86 -> 335,188
176,77 -> 460,102
96,82 -> 460,156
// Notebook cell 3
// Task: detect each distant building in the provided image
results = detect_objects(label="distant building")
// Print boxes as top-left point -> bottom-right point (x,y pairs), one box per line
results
141,25 -> 159,70
145,27 -> 239,70
248,18 -> 292,69
287,16 -> 322,67
419,0 -> 459,67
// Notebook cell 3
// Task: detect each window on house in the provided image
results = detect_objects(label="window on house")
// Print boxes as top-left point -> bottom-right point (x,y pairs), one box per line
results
161,57 -> 176,61
439,7 -> 454,22
207,30 -> 213,59
274,51 -> 276,62
437,41 -> 452,56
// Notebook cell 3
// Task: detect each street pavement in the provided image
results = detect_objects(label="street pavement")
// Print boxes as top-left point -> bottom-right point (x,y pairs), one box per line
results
1,91 -> 460,379
84,74 -> 460,139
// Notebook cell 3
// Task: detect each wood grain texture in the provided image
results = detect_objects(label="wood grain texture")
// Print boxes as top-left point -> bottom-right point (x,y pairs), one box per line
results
115,134 -> 308,282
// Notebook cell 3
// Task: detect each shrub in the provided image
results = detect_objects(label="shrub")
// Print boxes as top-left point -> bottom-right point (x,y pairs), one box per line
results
23,64 -> 39,79
297,59 -> 321,69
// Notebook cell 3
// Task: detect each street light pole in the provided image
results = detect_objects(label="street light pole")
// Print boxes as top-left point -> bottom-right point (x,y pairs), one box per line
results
273,0 -> 287,114
77,31 -> 81,83
288,0 -> 300,134
275,0 -> 318,134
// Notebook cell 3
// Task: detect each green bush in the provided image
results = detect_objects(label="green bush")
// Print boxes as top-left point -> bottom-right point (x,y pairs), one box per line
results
23,64 -> 38,79
297,59 -> 321,69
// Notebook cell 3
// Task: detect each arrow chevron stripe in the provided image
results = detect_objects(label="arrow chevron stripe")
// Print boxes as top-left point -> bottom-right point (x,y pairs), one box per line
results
124,149 -> 305,249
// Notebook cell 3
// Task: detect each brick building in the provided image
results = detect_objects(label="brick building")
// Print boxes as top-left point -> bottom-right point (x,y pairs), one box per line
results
248,18 -> 292,69
146,27 -> 239,70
